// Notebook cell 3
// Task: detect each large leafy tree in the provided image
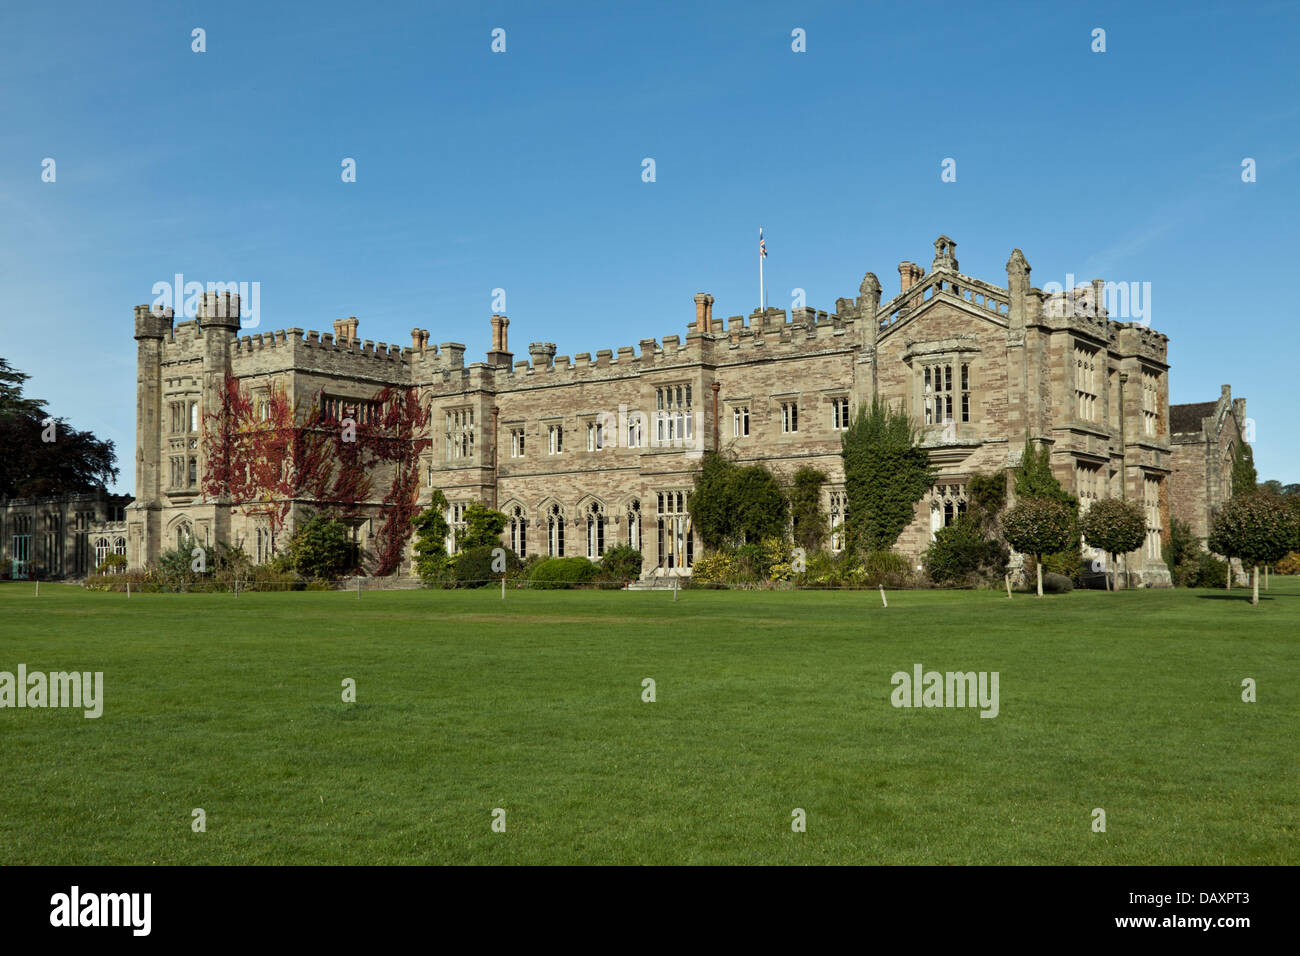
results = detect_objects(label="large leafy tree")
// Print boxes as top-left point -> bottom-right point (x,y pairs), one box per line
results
1002,498 -> 1074,597
1208,493 -> 1299,605
688,452 -> 788,550
840,396 -> 937,553
1079,498 -> 1147,591
0,357 -> 118,497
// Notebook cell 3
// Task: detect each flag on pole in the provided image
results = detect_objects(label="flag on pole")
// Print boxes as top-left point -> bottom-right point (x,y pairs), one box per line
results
759,228 -> 767,259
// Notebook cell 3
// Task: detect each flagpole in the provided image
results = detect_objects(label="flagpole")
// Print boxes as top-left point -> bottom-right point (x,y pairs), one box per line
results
759,227 -> 765,315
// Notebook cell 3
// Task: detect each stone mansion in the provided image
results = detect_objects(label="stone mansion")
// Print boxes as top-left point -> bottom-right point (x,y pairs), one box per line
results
49,233 -> 1199,585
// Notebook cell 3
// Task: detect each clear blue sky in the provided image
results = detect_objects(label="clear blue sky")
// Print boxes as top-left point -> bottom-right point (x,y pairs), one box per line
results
2,0 -> 1297,494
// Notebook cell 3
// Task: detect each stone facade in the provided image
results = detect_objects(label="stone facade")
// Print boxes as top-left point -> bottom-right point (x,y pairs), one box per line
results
1169,385 -> 1248,544
0,490 -> 131,579
125,235 -> 1177,584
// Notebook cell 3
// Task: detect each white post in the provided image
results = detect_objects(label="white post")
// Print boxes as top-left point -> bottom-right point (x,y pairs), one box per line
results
126,581 -> 130,599
501,576 -> 506,600
879,585 -> 887,608
357,576 -> 361,599
673,576 -> 678,602
1004,574 -> 1012,599
35,581 -> 39,598
235,578 -> 239,598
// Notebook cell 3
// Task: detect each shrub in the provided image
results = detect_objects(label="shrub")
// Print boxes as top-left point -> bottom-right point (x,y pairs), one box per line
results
452,546 -> 498,588
1164,517 -> 1203,587
1039,547 -> 1084,582
599,545 -> 643,584
861,549 -> 915,588
923,516 -> 1008,585
283,513 -> 354,581
1042,572 -> 1073,593
528,556 -> 600,589
690,551 -> 734,586
1275,552 -> 1300,575
94,553 -> 127,574
1189,551 -> 1229,588
451,545 -> 522,588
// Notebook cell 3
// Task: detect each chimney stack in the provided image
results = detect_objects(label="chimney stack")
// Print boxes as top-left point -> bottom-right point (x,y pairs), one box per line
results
334,318 -> 358,344
898,262 -> 923,293
487,315 -> 513,367
693,293 -> 709,331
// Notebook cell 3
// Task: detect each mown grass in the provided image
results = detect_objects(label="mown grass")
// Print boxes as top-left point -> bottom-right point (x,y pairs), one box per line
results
0,579 -> 1295,864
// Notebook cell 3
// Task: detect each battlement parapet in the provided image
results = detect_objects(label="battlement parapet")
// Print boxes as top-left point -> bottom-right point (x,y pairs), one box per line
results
133,304 -> 174,340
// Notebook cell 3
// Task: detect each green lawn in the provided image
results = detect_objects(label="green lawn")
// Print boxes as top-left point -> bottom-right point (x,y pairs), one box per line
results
0,579 -> 1295,865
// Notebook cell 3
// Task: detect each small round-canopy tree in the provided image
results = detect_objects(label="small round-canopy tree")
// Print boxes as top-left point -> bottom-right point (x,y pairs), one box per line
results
1002,497 -> 1074,597
1079,498 -> 1147,591
1208,493 -> 1299,605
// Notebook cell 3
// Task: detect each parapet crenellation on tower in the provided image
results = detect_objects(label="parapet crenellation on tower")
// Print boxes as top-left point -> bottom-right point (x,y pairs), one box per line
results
123,235 -> 1191,585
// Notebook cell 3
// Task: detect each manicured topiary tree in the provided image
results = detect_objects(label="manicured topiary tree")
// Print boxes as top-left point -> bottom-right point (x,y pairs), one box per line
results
1002,497 -> 1074,597
1079,498 -> 1147,591
1208,493 -> 1300,605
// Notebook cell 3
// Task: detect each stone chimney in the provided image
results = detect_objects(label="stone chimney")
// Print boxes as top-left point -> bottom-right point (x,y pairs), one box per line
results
693,293 -> 709,332
528,341 -> 557,369
333,317 -> 358,345
487,314 -> 513,366
898,262 -> 923,293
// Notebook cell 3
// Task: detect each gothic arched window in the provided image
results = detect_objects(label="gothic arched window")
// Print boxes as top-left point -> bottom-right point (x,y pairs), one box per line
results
547,504 -> 565,557
510,505 -> 527,557
586,501 -> 605,559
